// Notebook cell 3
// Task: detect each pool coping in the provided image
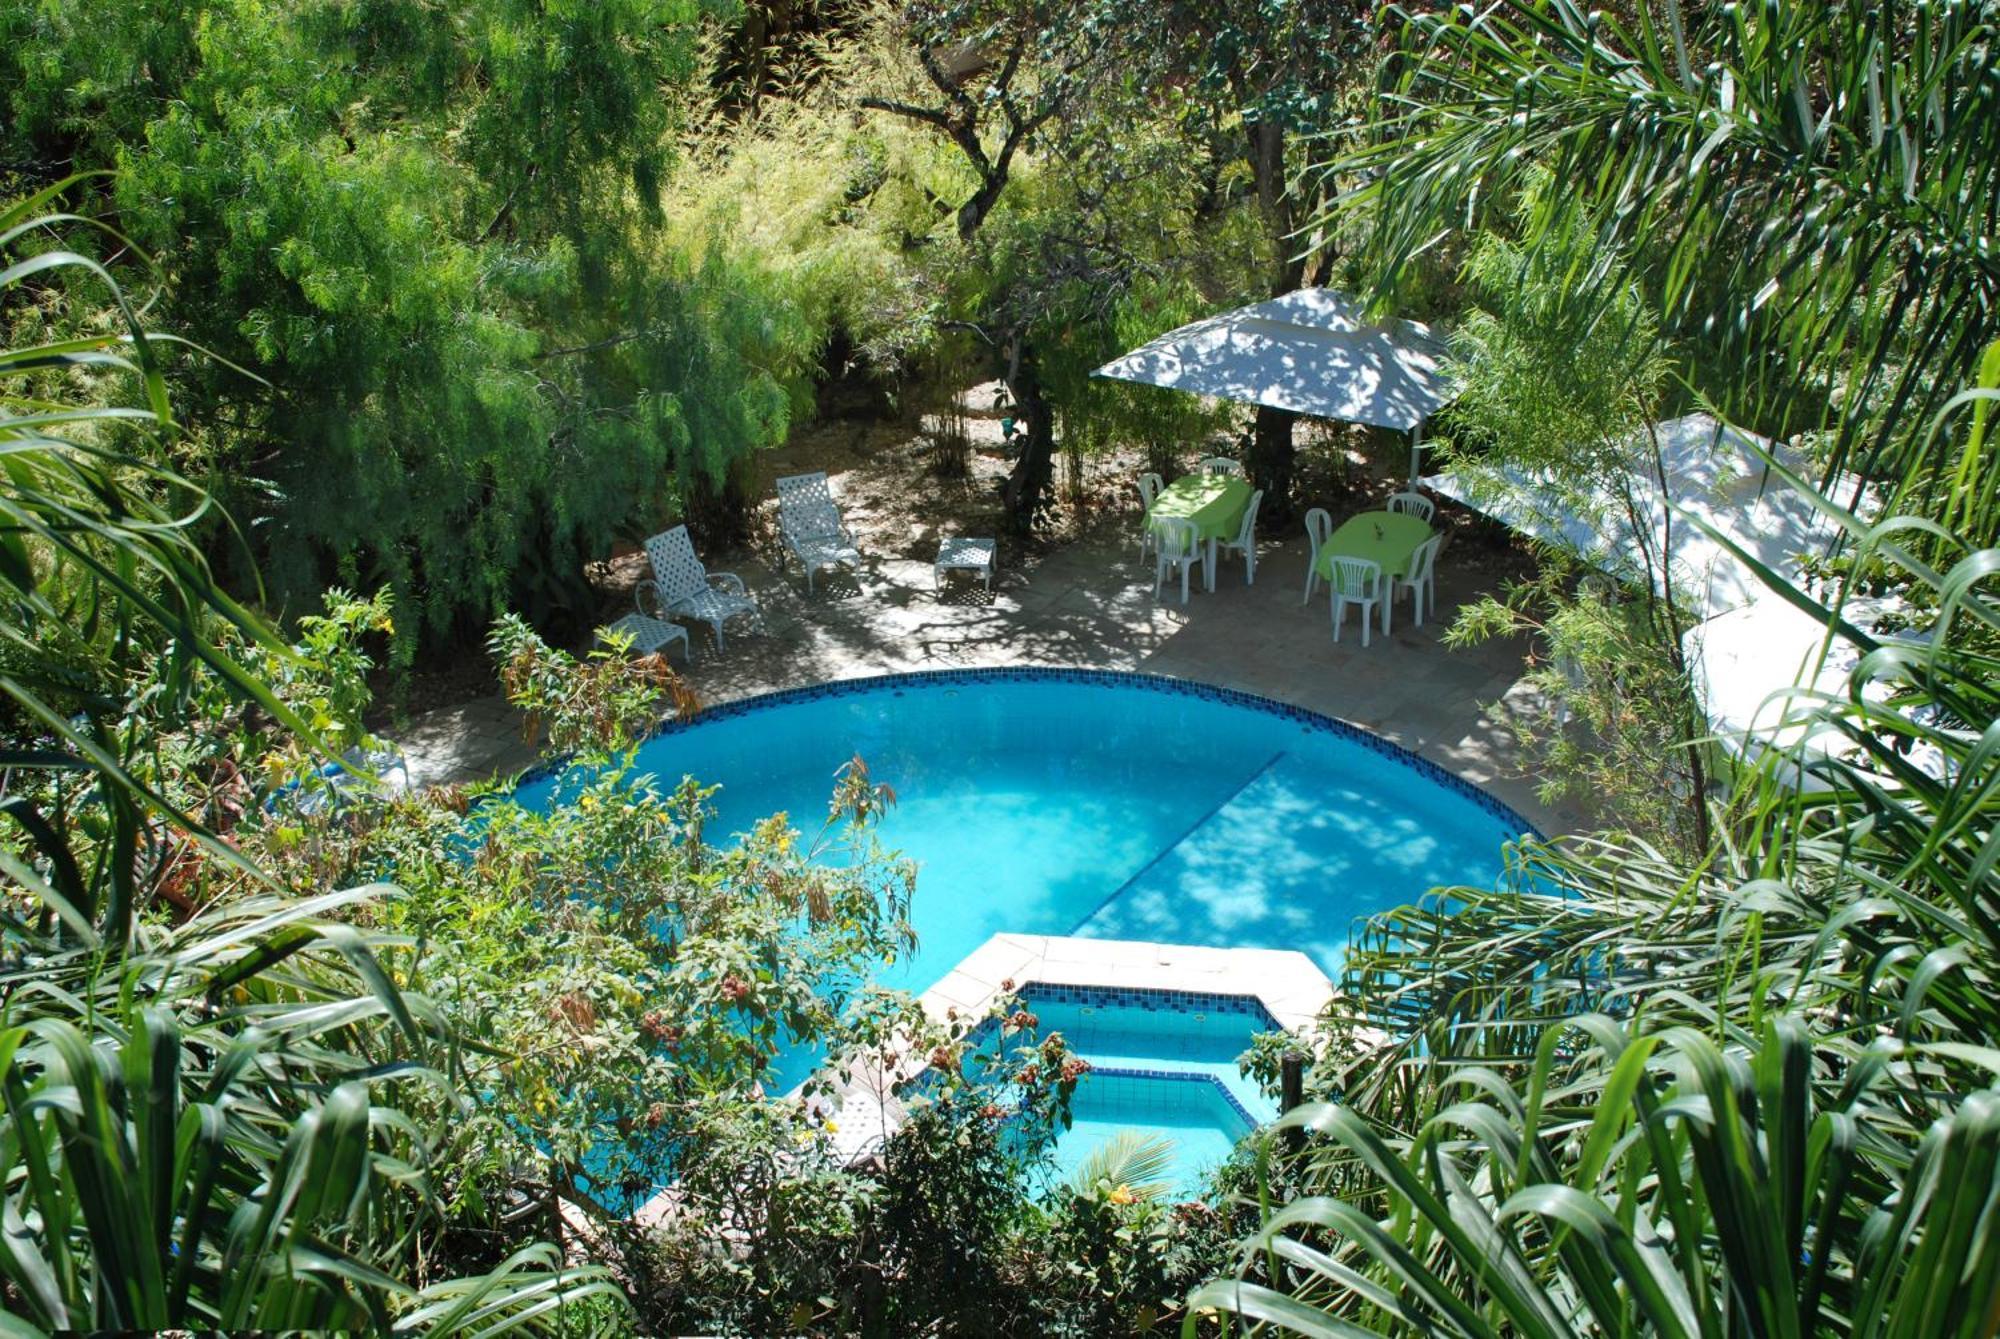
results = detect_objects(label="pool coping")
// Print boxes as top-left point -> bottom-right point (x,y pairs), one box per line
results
923,932 -> 1333,1038
513,666 -> 1542,838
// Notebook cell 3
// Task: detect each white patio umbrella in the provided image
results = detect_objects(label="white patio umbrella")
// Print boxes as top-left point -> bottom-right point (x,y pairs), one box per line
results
1422,413 -> 1846,620
1092,288 -> 1452,479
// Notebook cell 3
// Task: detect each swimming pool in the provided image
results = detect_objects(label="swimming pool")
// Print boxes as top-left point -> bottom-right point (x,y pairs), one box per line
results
513,669 -> 1527,993
984,983 -> 1280,1198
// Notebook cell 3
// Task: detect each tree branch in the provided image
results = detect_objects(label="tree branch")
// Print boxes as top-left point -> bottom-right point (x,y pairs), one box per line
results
857,95 -> 956,135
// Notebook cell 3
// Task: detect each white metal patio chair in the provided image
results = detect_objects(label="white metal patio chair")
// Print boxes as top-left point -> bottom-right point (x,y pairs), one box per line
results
1398,533 -> 1443,627
1152,516 -> 1203,605
775,471 -> 862,594
1386,490 -> 1435,523
1218,488 -> 1264,585
1136,472 -> 1163,558
637,525 -> 764,651
1328,555 -> 1384,647
1199,456 -> 1244,477
1301,507 -> 1333,605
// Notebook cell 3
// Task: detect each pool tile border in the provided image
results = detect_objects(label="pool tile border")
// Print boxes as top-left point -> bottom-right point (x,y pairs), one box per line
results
516,666 -> 1540,837
1017,981 -> 1281,1033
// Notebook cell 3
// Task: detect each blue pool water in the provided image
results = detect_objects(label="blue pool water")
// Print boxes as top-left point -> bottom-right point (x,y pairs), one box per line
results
514,671 -> 1527,994
1055,1074 -> 1249,1198
999,985 -> 1279,1198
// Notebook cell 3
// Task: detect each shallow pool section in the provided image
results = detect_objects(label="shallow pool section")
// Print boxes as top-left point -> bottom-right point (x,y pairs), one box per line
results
512,670 -> 1528,995
1052,1073 -> 1250,1197
980,983 -> 1281,1198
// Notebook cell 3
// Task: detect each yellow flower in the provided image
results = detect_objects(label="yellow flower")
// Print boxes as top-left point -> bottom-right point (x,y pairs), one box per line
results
1108,1184 -> 1135,1205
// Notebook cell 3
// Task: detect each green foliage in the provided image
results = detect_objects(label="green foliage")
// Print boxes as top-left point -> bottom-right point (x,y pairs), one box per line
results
1196,1019 -> 2000,1337
1449,569 -> 1706,847
1198,19 -> 2000,1304
488,611 -> 695,757
1003,1184 -> 1243,1338
1433,196 -> 1707,846
1443,203 -> 1669,483
1,900 -> 624,1333
621,987 -> 1112,1334
0,215 -> 616,1332
286,612 -> 923,1213
1930,338 -> 2000,547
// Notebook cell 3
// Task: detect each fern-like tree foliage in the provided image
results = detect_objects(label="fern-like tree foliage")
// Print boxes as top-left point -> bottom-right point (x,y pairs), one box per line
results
0,0 -> 821,657
1337,0 -> 2000,527
0,207 -> 620,1331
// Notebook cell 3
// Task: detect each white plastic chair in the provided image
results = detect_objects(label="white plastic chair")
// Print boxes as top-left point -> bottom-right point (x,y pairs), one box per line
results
1199,456 -> 1244,478
1386,490 -> 1435,523
1328,556 -> 1383,647
1136,472 -> 1163,557
775,471 -> 861,593
1398,534 -> 1443,626
1219,488 -> 1264,585
1152,516 -> 1202,605
1301,508 -> 1333,605
637,525 -> 764,651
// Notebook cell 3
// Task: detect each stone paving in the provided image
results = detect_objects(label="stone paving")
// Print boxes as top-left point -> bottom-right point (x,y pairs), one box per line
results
395,513 -> 1582,832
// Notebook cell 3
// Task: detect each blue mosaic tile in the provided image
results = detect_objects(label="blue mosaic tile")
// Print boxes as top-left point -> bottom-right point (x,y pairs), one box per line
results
1016,981 -> 1280,1032
517,667 -> 1541,837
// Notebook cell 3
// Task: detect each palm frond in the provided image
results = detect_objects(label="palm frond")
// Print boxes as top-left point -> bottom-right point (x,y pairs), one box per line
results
1071,1130 -> 1178,1202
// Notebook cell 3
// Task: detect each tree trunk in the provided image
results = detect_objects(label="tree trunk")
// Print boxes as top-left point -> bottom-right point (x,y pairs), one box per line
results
1245,117 -> 1306,522
1249,404 -> 1298,517
1000,343 -> 1055,533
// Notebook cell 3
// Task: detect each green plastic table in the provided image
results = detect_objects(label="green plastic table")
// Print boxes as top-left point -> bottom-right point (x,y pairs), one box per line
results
1148,474 -> 1253,592
1316,511 -> 1432,633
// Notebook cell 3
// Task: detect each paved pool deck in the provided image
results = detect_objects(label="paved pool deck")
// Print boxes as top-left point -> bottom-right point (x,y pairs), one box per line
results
396,517 -> 1581,834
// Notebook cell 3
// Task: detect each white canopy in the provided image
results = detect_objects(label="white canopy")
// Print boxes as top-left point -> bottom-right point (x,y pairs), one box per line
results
1683,597 -> 1866,766
1423,413 -> 1845,620
1681,594 -> 1942,785
1093,289 -> 1451,433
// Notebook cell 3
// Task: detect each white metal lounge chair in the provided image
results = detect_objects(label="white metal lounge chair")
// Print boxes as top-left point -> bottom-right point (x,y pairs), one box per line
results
1398,533 -> 1443,626
1301,507 -> 1333,605
1386,490 -> 1435,523
1328,555 -> 1383,647
637,525 -> 763,651
1136,472 -> 1163,558
775,471 -> 862,594
1199,456 -> 1244,478
1152,516 -> 1202,605
1219,488 -> 1264,585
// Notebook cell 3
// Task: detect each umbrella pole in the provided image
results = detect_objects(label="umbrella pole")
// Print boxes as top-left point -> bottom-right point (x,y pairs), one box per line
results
1408,421 -> 1425,486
